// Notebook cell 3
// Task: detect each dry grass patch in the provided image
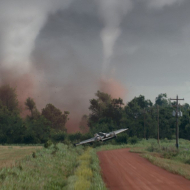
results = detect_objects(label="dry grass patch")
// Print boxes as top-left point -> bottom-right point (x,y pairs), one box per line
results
0,146 -> 41,168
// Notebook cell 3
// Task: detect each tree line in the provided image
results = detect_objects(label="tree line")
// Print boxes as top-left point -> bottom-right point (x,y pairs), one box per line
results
87,91 -> 190,141
0,84 -> 190,144
0,85 -> 69,144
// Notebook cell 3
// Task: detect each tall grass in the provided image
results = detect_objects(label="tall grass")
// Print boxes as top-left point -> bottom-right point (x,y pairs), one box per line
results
89,148 -> 107,190
0,143 -> 84,190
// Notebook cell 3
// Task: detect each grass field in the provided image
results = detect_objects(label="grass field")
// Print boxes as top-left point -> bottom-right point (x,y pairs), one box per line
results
0,143 -> 106,190
0,145 -> 41,169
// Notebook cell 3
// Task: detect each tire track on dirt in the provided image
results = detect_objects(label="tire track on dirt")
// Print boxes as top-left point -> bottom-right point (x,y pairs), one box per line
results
97,148 -> 190,190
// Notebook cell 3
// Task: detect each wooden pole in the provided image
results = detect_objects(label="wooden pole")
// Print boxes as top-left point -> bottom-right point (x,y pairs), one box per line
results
157,105 -> 159,145
170,95 -> 184,149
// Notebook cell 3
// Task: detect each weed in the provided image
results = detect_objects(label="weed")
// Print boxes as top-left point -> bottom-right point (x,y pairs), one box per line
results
44,140 -> 52,148
51,150 -> 57,156
18,164 -> 23,171
32,152 -> 36,158
185,159 -> 190,165
0,174 -> 6,180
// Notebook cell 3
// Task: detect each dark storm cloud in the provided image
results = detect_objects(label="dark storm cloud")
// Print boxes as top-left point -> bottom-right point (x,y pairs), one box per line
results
31,0 -> 190,107
111,0 -> 190,86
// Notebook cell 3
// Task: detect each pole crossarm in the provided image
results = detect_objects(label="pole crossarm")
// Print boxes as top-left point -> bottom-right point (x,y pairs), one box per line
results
170,99 -> 184,100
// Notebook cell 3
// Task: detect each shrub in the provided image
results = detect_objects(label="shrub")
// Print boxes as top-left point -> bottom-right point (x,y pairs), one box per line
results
162,147 -> 178,159
147,143 -> 161,152
185,159 -> 190,165
51,132 -> 67,142
116,134 -> 128,144
129,136 -> 138,144
44,140 -> 52,148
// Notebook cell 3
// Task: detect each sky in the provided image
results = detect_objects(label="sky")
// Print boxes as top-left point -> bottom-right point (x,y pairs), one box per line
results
0,0 -> 190,131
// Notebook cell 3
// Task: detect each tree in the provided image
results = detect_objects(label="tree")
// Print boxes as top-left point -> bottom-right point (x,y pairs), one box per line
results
42,104 -> 69,131
155,93 -> 169,106
0,102 -> 26,144
123,95 -> 156,139
25,97 -> 37,118
129,95 -> 152,109
88,91 -> 124,132
24,116 -> 51,144
0,85 -> 19,114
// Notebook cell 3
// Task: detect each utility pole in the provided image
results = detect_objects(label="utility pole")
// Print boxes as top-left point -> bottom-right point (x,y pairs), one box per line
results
157,105 -> 159,145
143,108 -> 147,139
170,95 -> 184,149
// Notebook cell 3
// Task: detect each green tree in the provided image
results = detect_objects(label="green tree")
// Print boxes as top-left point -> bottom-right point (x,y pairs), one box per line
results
24,116 -> 51,144
88,91 -> 124,131
0,102 -> 26,144
42,104 -> 69,131
0,85 -> 19,114
25,97 -> 37,118
155,93 -> 169,106
123,95 -> 156,139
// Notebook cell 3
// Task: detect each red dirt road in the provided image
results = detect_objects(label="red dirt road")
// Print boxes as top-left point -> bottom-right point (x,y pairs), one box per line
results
97,149 -> 190,190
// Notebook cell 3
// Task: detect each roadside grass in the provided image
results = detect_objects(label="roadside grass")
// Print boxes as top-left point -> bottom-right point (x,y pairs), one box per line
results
143,154 -> 190,180
0,143 -> 84,190
67,147 -> 107,190
0,143 -> 106,190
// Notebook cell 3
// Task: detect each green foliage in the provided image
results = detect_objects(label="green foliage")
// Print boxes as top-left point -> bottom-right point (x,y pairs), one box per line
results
0,85 -> 19,114
129,136 -> 138,144
44,140 -> 53,148
115,133 -> 128,144
32,152 -> 36,158
51,131 -> 67,143
68,132 -> 83,143
0,108 -> 26,144
23,116 -> 51,144
42,104 -> 69,131
25,97 -> 36,114
88,91 -> 123,130
155,93 -> 169,106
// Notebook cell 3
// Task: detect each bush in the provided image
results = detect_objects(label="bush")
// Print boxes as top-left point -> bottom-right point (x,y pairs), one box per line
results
129,136 -> 138,144
185,159 -> 190,165
115,134 -> 128,144
162,147 -> 178,159
147,143 -> 161,152
68,132 -> 82,143
44,140 -> 52,148
51,132 -> 67,143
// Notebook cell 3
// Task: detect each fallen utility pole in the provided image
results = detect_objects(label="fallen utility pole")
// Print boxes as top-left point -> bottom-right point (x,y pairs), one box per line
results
170,95 -> 184,149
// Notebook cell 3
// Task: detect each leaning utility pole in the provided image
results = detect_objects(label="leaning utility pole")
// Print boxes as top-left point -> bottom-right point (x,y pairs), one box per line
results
170,95 -> 184,149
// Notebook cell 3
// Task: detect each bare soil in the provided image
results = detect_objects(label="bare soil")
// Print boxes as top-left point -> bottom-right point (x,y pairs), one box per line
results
97,148 -> 190,190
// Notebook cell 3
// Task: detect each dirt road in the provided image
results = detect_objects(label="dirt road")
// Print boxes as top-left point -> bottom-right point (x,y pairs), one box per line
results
97,149 -> 190,190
